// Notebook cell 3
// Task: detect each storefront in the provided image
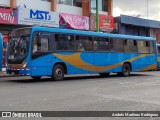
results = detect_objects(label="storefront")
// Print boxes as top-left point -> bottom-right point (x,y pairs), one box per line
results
0,8 -> 18,68
114,15 -> 160,39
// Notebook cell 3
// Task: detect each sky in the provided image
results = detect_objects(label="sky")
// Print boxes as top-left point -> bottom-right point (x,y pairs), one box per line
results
113,0 -> 160,21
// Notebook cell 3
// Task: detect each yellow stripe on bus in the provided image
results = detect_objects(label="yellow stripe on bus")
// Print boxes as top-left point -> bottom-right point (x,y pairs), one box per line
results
54,53 -> 153,72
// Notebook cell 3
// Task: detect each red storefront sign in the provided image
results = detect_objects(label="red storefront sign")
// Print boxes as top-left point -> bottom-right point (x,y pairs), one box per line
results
0,8 -> 17,24
90,13 -> 114,32
60,13 -> 89,30
99,14 -> 114,31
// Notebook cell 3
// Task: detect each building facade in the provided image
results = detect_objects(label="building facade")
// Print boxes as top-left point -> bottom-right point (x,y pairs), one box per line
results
0,0 -> 113,33
0,0 -> 113,68
114,15 -> 160,43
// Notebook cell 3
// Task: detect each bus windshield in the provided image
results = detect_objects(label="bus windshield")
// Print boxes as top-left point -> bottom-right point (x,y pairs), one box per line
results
8,35 -> 30,61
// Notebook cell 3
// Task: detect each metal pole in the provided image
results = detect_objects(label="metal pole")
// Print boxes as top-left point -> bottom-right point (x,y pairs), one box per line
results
96,0 -> 99,32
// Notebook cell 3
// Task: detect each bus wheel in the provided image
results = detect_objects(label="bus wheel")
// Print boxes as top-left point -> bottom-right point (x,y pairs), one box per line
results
99,73 -> 110,77
31,76 -> 41,80
52,64 -> 64,81
121,63 -> 131,76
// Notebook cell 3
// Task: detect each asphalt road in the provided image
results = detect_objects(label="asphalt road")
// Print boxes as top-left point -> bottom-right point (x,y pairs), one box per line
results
0,71 -> 160,120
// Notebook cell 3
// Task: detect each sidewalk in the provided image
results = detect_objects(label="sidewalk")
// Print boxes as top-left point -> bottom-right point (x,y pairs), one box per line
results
0,71 -> 14,77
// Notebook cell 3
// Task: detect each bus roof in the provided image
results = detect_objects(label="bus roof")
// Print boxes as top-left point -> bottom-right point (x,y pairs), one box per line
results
16,26 -> 156,41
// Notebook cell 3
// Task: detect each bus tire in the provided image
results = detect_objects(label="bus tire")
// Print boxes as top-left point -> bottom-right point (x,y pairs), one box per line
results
121,63 -> 131,76
52,64 -> 64,81
99,73 -> 110,77
31,76 -> 41,80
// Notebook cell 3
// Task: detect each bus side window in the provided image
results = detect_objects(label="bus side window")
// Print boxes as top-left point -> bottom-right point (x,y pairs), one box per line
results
146,41 -> 150,53
93,37 -> 99,51
55,34 -> 59,50
138,41 -> 149,53
102,38 -> 109,51
55,34 -> 74,51
76,35 -> 84,51
150,41 -> 155,53
137,41 -> 143,53
41,38 -> 49,51
110,38 -> 114,52
66,35 -> 75,50
158,46 -> 160,55
77,36 -> 93,51
32,37 -> 38,53
93,37 -> 109,51
124,39 -> 137,53
110,38 -> 123,52
32,37 -> 49,53
84,37 -> 93,51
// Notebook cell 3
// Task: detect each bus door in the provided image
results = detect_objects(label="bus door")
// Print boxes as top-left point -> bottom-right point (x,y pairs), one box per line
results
0,33 -> 3,71
31,32 -> 53,76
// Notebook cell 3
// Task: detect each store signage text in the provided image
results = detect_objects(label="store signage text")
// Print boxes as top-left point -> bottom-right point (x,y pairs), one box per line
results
30,9 -> 51,20
0,13 -> 14,23
0,8 -> 17,24
18,8 -> 59,27
60,13 -> 89,30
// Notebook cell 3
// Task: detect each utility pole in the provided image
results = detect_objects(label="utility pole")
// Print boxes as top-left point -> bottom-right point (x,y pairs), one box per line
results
96,0 -> 99,32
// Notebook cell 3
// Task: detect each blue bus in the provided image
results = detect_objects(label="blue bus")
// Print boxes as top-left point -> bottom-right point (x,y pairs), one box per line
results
0,33 -> 3,71
157,43 -> 160,69
6,26 -> 157,80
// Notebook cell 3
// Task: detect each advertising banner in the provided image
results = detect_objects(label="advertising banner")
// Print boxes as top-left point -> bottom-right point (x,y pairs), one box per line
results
18,8 -> 59,27
90,13 -> 114,32
0,8 -> 17,24
60,13 -> 89,30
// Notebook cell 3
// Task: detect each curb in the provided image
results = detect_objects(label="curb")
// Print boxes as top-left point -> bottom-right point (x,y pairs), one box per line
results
0,72 -> 16,77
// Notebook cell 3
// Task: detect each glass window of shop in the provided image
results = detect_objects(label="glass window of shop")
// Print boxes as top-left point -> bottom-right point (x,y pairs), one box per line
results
57,0 -> 73,6
41,0 -> 50,2
57,0 -> 82,7
91,0 -> 108,12
73,0 -> 82,7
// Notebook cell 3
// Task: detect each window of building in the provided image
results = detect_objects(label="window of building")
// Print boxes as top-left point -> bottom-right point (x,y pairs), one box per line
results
110,38 -> 123,52
55,34 -> 75,51
57,0 -> 73,6
124,39 -> 137,53
73,0 -> 82,7
91,0 -> 108,12
57,0 -> 82,7
93,37 -> 109,51
41,0 -> 51,2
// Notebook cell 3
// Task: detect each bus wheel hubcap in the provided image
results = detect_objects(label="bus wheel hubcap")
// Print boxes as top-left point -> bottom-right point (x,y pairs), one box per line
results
56,68 -> 62,77
124,67 -> 128,73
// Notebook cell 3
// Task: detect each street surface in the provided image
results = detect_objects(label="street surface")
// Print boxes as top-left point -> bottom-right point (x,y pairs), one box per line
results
0,71 -> 160,120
